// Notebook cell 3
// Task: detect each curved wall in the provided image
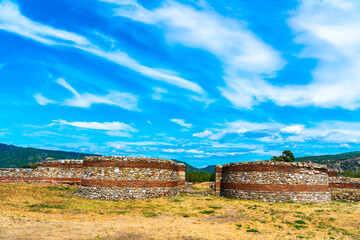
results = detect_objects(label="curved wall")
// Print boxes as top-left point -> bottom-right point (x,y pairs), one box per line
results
77,156 -> 185,200
219,161 -> 331,203
0,160 -> 83,184
329,175 -> 360,201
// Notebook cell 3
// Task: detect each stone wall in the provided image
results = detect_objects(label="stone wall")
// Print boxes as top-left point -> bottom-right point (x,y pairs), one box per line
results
77,156 -> 185,200
329,175 -> 360,201
0,160 -> 83,184
215,165 -> 222,195
219,161 -> 331,203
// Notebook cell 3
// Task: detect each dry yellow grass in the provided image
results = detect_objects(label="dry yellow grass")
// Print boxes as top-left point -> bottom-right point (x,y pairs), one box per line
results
0,183 -> 359,240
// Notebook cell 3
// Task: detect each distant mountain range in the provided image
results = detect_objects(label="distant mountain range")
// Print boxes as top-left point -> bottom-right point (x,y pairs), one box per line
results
295,151 -> 360,173
0,143 -> 359,175
175,160 -> 215,173
0,143 -> 98,168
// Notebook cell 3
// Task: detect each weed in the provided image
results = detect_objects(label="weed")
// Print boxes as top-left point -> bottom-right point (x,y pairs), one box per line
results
246,229 -> 259,233
142,211 -> 158,218
109,210 -> 128,214
209,206 -> 221,209
29,203 -> 66,210
200,210 -> 215,215
294,220 -> 306,225
236,224 -> 242,229
294,225 -> 308,230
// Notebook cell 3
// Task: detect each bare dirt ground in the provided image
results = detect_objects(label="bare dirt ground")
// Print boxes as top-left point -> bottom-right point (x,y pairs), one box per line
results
0,183 -> 359,240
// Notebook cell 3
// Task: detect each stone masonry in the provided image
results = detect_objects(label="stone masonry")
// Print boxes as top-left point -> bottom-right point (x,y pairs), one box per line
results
0,159 -> 83,184
77,156 -> 185,200
217,161 -> 332,203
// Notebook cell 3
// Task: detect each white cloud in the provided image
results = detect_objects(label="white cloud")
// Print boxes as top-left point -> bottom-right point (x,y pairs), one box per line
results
53,119 -> 137,136
281,125 -> 304,134
0,0 -> 205,95
35,78 -> 139,111
107,0 -> 360,110
193,130 -> 213,138
151,87 -> 168,100
34,93 -> 56,105
0,130 -> 10,137
107,0 -> 284,109
339,143 -> 351,148
196,119 -> 360,145
170,118 -> 193,128
0,1 -> 90,46
162,148 -> 204,154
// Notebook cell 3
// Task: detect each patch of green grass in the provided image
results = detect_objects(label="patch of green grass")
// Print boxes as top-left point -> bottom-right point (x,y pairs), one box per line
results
46,186 -> 72,192
200,210 -> 215,215
328,217 -> 335,222
294,220 -> 306,225
246,229 -> 259,233
236,224 -> 242,229
109,210 -> 128,214
294,225 -> 308,230
29,203 -> 66,209
274,225 -> 283,229
142,211 -> 158,218
204,198 -> 212,201
209,206 -> 221,209
181,214 -> 190,218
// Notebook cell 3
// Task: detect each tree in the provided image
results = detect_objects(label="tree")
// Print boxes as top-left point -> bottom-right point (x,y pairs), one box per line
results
271,150 -> 295,162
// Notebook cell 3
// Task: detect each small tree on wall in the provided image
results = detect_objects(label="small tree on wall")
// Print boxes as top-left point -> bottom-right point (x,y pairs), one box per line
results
271,150 -> 295,162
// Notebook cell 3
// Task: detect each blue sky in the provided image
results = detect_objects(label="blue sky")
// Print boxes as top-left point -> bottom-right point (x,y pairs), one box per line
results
1,0 -> 360,167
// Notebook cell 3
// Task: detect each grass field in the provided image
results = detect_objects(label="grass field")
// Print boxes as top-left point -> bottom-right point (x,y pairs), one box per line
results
0,183 -> 359,240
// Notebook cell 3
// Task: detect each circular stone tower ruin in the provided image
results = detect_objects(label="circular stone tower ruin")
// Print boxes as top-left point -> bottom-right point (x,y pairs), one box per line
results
77,156 -> 185,200
216,161 -> 331,203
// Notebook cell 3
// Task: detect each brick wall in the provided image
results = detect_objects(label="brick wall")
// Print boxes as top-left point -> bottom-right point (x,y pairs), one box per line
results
215,165 -> 222,195
219,161 -> 331,203
329,176 -> 360,201
0,160 -> 83,184
77,156 -> 185,200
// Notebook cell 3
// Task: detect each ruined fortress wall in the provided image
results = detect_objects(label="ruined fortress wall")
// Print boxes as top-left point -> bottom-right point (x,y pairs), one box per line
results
0,160 -> 83,184
329,176 -> 360,201
219,161 -> 331,203
215,165 -> 222,195
77,156 -> 185,200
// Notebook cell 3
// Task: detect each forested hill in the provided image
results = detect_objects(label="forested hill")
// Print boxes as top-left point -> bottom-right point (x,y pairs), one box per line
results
174,160 -> 215,173
296,151 -> 360,173
0,143 -> 99,168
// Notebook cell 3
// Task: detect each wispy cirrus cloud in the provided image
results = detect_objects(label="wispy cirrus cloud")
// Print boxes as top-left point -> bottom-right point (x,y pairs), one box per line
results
0,0 -> 205,95
35,78 -> 139,111
52,119 -> 137,137
53,119 -> 135,131
162,148 -> 204,154
194,120 -> 360,145
192,130 -> 213,138
170,118 -> 193,128
105,0 -> 360,110
104,0 -> 285,108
